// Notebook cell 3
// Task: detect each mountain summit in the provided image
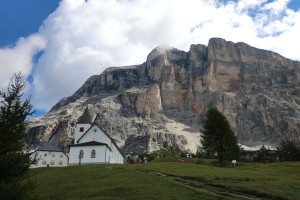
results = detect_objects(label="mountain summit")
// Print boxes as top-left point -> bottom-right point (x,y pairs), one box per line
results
27,38 -> 300,153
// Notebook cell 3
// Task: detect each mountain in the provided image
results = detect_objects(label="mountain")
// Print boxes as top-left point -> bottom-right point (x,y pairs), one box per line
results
26,38 -> 300,153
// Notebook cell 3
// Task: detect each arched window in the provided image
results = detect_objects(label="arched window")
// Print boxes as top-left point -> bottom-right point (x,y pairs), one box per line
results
79,150 -> 84,159
91,149 -> 96,158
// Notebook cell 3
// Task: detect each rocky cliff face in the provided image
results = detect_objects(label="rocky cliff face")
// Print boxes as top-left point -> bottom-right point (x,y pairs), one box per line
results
27,38 -> 300,153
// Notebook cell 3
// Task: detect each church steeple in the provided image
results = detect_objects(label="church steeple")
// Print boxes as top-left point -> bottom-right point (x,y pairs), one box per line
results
77,107 -> 93,124
74,107 -> 93,143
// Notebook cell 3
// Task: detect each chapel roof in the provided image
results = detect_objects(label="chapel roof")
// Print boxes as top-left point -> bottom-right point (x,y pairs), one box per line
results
37,144 -> 64,152
69,141 -> 111,151
77,107 -> 93,124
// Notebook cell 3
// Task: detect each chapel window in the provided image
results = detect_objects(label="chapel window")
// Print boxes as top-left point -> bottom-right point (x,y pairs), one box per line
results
79,150 -> 84,159
80,127 -> 84,132
91,149 -> 96,158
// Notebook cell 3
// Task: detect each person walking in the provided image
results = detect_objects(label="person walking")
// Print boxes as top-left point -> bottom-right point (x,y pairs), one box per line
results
144,156 -> 148,164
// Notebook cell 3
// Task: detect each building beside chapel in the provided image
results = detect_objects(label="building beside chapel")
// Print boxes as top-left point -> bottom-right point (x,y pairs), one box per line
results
68,108 -> 124,165
30,145 -> 68,168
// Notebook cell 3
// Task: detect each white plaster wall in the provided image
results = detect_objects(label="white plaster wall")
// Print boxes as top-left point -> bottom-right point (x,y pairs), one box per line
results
74,123 -> 91,142
69,145 -> 108,164
79,125 -> 111,144
71,124 -> 124,165
69,145 -> 124,164
30,151 -> 68,168
107,143 -> 124,164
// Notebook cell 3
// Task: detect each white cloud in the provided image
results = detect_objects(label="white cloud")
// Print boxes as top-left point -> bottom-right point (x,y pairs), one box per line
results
262,0 -> 290,15
236,0 -> 268,11
11,0 -> 299,111
0,34 -> 46,90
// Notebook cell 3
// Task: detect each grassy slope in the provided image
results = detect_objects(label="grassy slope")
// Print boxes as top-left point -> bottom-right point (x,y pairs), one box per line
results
29,160 -> 300,200
30,164 -> 224,200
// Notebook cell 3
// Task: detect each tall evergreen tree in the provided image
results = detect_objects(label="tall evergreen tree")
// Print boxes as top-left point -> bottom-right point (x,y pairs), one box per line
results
277,141 -> 300,161
201,108 -> 240,166
0,73 -> 35,199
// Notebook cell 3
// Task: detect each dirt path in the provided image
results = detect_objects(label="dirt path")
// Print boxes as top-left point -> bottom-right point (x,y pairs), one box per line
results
138,170 -> 287,200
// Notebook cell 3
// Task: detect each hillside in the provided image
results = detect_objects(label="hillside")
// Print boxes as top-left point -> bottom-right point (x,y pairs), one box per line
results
30,161 -> 300,199
26,38 -> 300,153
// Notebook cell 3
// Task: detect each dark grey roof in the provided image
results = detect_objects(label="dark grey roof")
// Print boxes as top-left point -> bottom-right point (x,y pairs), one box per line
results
77,107 -> 93,124
70,141 -> 111,150
37,144 -> 63,152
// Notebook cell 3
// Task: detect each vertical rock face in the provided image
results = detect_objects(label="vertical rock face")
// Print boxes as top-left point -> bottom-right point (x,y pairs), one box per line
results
27,38 -> 300,153
119,84 -> 162,116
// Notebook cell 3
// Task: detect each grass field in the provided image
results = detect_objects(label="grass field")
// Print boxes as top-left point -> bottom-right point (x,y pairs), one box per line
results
29,159 -> 300,200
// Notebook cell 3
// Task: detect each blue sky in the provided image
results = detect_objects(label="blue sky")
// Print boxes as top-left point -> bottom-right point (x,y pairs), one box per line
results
286,0 -> 300,10
0,0 -> 60,47
0,0 -> 60,118
0,0 -> 300,119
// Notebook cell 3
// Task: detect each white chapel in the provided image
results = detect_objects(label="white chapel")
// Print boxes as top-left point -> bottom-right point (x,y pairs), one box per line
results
68,108 -> 124,165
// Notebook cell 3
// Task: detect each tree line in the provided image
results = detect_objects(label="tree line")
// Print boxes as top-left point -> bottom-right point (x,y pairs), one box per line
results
127,108 -> 300,166
199,108 -> 300,164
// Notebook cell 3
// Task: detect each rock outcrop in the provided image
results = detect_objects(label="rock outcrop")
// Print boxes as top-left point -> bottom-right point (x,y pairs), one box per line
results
27,38 -> 300,153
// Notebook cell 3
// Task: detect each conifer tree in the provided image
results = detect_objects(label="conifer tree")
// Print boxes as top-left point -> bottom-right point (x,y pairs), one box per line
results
0,73 -> 35,199
277,141 -> 300,161
201,108 -> 240,166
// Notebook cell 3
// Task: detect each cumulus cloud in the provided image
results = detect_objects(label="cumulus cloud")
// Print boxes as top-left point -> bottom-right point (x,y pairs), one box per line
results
18,0 -> 300,111
0,34 -> 46,90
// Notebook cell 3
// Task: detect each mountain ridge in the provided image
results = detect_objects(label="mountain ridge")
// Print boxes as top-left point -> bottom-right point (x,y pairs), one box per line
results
27,38 -> 300,153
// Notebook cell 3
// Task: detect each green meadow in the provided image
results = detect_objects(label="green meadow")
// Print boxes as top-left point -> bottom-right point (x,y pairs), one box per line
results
29,159 -> 300,200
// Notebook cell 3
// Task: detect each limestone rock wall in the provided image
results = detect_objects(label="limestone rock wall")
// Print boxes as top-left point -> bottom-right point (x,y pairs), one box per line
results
27,38 -> 300,153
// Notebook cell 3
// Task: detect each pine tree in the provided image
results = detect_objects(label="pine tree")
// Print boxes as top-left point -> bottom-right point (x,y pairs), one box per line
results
277,141 -> 300,161
255,145 -> 269,162
0,73 -> 35,199
201,108 -> 240,166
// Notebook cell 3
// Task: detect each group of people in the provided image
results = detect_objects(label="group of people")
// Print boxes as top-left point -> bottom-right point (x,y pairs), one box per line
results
126,156 -> 148,164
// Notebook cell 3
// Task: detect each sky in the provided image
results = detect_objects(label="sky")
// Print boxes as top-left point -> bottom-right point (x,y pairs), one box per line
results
0,0 -> 300,118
